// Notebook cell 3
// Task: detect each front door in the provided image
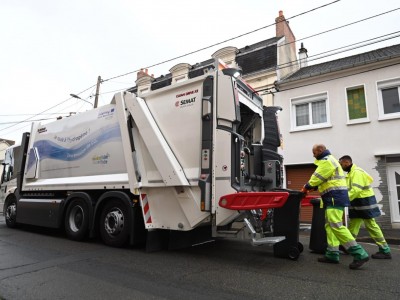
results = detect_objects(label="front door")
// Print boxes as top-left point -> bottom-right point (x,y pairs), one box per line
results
387,164 -> 400,223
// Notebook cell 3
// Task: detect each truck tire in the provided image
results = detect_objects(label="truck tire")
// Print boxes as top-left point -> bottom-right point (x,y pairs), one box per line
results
5,198 -> 18,228
65,198 -> 89,241
99,199 -> 130,247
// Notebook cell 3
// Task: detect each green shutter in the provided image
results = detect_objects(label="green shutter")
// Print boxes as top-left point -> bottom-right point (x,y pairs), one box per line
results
347,87 -> 367,120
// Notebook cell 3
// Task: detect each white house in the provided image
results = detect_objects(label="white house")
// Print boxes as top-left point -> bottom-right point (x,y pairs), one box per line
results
275,44 -> 400,229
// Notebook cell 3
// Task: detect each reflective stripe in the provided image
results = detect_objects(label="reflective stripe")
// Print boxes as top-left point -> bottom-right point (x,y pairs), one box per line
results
343,240 -> 358,248
349,204 -> 379,211
373,237 -> 386,243
353,183 -> 371,190
330,157 -> 339,168
313,171 -> 327,182
327,246 -> 339,251
329,221 -> 343,228
321,186 -> 348,195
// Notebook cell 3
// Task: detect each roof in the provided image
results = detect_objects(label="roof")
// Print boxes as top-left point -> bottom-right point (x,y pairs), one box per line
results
237,44 -> 278,75
0,139 -> 15,146
127,38 -> 282,93
280,43 -> 400,84
237,37 -> 281,55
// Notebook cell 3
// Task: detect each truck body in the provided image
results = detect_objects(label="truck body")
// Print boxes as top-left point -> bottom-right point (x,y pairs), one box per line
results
1,61 -> 303,258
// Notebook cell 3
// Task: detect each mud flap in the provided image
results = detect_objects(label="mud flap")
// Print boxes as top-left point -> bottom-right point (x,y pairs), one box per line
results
145,226 -> 213,252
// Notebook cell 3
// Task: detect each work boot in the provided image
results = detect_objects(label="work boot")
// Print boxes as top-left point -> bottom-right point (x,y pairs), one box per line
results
349,256 -> 369,269
318,257 -> 339,264
371,252 -> 392,259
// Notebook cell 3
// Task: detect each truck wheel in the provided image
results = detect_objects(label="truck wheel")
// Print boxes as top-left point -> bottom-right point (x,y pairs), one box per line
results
100,199 -> 130,247
5,198 -> 18,228
65,198 -> 89,241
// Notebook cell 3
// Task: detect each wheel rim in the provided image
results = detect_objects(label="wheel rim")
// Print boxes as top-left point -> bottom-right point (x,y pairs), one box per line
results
104,208 -> 124,236
6,203 -> 16,222
68,205 -> 84,232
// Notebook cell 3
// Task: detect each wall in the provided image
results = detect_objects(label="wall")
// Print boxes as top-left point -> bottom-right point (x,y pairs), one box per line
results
275,62 -> 400,227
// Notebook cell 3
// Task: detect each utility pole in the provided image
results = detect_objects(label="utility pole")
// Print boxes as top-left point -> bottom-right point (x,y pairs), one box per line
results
94,76 -> 102,108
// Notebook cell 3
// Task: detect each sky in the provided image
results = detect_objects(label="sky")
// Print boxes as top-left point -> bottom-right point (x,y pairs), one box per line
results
1,0 -> 400,143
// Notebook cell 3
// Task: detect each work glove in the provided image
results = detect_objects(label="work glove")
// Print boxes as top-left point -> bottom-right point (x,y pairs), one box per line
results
300,186 -> 309,194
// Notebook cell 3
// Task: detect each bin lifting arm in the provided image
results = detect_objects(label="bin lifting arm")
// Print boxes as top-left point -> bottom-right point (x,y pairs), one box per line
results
219,192 -> 289,210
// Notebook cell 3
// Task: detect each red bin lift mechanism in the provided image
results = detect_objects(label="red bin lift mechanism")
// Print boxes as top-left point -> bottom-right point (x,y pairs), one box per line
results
219,192 -> 319,259
219,191 -> 289,210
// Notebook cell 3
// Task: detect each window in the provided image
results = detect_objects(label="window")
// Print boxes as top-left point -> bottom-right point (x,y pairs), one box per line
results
382,88 -> 400,114
377,78 -> 400,120
291,92 -> 330,131
346,85 -> 368,123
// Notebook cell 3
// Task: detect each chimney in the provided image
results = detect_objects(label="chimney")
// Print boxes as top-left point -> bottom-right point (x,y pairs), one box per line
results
298,43 -> 308,68
136,68 -> 152,80
275,11 -> 296,53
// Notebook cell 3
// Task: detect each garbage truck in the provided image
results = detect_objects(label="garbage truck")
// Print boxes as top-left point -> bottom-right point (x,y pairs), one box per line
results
1,60 -> 304,259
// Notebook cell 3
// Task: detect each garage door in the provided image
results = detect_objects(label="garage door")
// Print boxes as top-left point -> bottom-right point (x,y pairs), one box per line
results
286,164 -> 317,223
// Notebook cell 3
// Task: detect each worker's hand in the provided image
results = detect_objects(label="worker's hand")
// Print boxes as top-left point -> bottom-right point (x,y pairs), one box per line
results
300,186 -> 309,194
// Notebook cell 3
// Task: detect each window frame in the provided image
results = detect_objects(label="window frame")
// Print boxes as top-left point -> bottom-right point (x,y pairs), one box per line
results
376,77 -> 400,121
344,84 -> 370,125
290,92 -> 331,132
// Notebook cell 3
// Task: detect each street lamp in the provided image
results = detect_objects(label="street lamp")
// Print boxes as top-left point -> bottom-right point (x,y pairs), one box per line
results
222,68 -> 242,78
70,94 -> 94,107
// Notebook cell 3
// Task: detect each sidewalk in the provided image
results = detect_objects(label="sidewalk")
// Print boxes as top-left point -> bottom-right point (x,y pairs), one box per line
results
301,224 -> 400,246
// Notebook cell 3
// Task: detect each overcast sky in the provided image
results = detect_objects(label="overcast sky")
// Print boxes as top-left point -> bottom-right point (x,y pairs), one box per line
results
1,0 -> 400,143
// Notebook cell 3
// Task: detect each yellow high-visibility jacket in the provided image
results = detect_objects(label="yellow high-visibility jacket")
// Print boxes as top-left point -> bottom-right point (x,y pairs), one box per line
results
305,151 -> 350,207
346,164 -> 380,219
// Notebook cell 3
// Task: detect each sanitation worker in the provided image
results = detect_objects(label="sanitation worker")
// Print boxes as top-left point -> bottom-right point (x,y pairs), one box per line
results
339,155 -> 391,259
302,144 -> 369,269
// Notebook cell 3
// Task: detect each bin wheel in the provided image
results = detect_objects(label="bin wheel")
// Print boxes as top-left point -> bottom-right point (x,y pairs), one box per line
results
297,242 -> 304,253
288,246 -> 300,260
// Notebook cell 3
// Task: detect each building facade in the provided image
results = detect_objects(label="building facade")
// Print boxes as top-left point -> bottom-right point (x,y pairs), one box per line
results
275,44 -> 400,229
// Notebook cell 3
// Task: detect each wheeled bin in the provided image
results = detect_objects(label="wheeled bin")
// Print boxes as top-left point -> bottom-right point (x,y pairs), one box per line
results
309,198 -> 327,254
273,189 -> 304,260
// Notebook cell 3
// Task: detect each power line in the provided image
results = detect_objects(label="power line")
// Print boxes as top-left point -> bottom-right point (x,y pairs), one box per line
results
0,117 -> 70,125
102,0 -> 341,83
1,0 -> 341,138
276,62 -> 400,93
271,30 -> 400,75
255,34 -> 400,95
3,1 -> 398,138
101,5 -> 400,86
277,7 -> 400,49
0,113 -> 74,117
0,83 -> 96,134
98,8 -> 400,95
99,30 -> 400,96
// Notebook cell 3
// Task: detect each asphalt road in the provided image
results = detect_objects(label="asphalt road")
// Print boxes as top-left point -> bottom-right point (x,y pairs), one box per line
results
0,218 -> 399,300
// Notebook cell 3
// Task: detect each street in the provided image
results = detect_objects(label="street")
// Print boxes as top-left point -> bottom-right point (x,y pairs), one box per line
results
0,218 -> 399,300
